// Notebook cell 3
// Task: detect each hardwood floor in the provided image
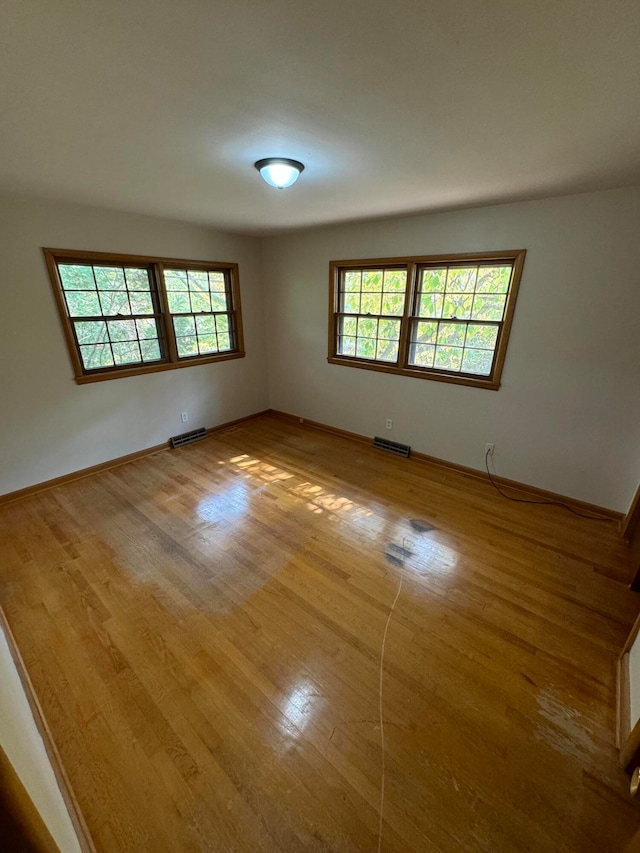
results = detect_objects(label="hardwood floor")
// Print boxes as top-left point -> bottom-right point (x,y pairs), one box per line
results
1,414 -> 639,852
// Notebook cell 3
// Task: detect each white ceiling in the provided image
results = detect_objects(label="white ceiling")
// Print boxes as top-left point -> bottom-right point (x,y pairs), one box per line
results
2,0 -> 640,235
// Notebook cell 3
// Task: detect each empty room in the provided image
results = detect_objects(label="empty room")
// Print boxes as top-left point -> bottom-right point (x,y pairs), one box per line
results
2,1 -> 640,851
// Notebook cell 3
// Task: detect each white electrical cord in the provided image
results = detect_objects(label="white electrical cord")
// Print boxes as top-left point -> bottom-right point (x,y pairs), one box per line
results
377,564 -> 404,852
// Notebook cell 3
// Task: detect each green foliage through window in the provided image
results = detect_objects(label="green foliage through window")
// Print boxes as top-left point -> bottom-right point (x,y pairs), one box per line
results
165,268 -> 233,358
410,264 -> 511,375
58,262 -> 161,370
48,250 -> 244,381
337,268 -> 406,363
331,254 -> 523,387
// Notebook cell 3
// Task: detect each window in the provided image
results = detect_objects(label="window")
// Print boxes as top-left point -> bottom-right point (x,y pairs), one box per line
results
44,249 -> 245,383
329,251 -> 525,389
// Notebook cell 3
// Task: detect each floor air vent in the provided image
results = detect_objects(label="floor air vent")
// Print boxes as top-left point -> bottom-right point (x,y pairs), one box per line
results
170,427 -> 207,449
373,436 -> 411,458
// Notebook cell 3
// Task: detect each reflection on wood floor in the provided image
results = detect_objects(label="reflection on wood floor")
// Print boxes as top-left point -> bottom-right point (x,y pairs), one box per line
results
1,413 -> 639,851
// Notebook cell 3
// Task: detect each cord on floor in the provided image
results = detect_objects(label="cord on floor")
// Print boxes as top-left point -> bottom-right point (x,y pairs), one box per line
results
484,450 -> 613,522
377,561 -> 404,852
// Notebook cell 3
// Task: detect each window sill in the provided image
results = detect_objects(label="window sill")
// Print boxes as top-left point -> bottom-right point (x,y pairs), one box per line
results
327,355 -> 500,390
74,350 -> 246,384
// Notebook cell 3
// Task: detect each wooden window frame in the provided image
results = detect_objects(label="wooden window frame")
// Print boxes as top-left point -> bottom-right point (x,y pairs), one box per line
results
43,248 -> 245,384
328,250 -> 525,390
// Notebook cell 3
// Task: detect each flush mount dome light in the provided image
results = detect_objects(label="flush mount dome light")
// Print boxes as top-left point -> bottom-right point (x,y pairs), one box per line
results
255,157 -> 304,189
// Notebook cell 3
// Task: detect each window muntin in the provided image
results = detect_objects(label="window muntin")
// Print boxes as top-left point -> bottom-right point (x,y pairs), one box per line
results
164,267 -> 235,358
58,262 -> 164,371
45,249 -> 245,383
329,252 -> 524,390
336,268 -> 406,363
408,263 -> 513,376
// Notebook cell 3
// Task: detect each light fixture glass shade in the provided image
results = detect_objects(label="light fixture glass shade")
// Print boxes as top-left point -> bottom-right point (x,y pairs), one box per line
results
255,158 -> 304,189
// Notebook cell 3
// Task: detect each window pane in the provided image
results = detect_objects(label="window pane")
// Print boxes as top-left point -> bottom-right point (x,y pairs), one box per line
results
343,293 -> 361,313
198,334 -> 218,354
419,293 -> 444,318
383,270 -> 406,292
209,271 -> 226,292
167,292 -> 191,313
94,267 -> 126,291
80,343 -> 114,369
107,319 -> 137,342
442,293 -> 473,320
340,317 -> 357,337
471,294 -> 506,321
344,271 -> 361,292
59,264 -> 95,290
410,343 -> 435,367
112,341 -> 142,365
74,320 -> 107,344
196,315 -> 216,334
99,290 -> 130,315
381,292 -> 405,315
356,337 -> 377,359
164,270 -> 188,290
446,268 -> 477,292
412,320 -> 437,344
378,319 -> 401,340
174,316 -> 196,337
376,339 -> 399,362
136,318 -> 158,340
435,346 -> 463,371
465,324 -> 498,349
361,292 -> 382,315
362,270 -> 383,291
176,335 -> 198,357
357,317 -> 377,338
462,349 -> 494,375
421,269 -> 446,292
217,332 -> 231,351
476,266 -> 511,293
215,315 -> 230,336
124,268 -> 151,291
65,291 -> 102,317
191,292 -> 212,313
188,270 -> 209,292
338,335 -> 356,356
437,322 -> 466,347
140,339 -> 161,362
129,292 -> 154,315
210,292 -> 227,312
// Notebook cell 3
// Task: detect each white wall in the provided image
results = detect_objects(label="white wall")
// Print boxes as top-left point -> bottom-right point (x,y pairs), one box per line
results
0,624 -> 82,852
2,187 -> 639,511
262,187 -> 640,512
0,193 -> 269,496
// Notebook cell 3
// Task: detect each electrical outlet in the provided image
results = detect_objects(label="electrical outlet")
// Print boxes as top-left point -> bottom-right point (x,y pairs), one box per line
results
485,443 -> 495,456
385,418 -> 393,430
181,411 -> 189,423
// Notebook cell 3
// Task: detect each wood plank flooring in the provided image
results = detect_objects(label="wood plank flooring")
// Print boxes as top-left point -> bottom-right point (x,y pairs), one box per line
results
1,414 -> 639,852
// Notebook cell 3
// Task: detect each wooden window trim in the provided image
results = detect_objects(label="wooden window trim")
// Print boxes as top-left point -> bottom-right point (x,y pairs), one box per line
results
43,248 -> 246,384
327,250 -> 526,390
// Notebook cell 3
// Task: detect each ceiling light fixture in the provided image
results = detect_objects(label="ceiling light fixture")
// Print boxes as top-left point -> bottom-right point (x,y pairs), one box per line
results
255,157 -> 305,189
